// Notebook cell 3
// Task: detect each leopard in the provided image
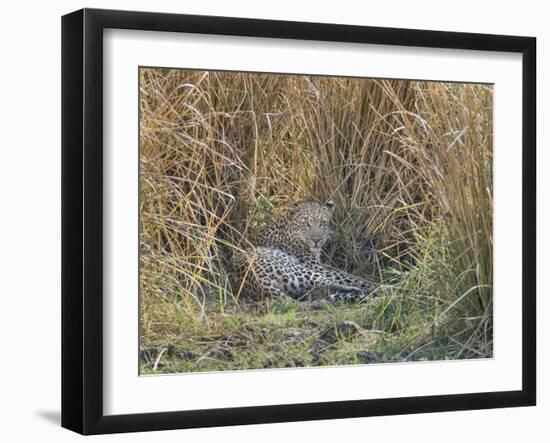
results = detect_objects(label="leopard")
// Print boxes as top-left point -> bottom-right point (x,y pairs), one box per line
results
253,200 -> 334,266
233,200 -> 375,302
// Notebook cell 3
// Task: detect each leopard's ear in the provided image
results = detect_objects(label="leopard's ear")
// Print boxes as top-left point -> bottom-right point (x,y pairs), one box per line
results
324,199 -> 335,212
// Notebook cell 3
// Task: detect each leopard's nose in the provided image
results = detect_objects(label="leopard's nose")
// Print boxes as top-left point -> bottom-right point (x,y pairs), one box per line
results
310,233 -> 322,245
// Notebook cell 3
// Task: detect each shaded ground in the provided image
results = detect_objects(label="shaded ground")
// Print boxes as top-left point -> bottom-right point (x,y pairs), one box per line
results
140,293 -> 491,375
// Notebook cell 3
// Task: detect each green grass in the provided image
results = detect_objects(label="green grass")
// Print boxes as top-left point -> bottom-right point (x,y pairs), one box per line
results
140,290 -> 490,374
139,68 -> 493,374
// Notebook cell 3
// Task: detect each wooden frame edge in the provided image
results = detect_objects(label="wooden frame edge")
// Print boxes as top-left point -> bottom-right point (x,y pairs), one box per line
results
61,8 -> 537,435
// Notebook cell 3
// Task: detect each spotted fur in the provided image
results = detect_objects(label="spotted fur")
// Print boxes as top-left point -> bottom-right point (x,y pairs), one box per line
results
254,201 -> 334,265
233,201 -> 374,302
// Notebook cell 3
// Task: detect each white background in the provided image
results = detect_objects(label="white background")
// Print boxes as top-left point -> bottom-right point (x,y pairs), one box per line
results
0,0 -> 547,441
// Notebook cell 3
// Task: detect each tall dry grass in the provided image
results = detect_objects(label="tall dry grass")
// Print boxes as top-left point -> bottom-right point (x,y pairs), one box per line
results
139,68 -> 493,368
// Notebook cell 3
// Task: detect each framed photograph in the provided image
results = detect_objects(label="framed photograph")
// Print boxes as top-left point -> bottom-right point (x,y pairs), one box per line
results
61,8 -> 536,435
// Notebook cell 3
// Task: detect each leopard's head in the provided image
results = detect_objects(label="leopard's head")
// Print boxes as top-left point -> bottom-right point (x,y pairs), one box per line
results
285,200 -> 335,255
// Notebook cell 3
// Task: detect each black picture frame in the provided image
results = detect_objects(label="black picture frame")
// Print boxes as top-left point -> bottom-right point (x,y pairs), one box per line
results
61,8 -> 536,435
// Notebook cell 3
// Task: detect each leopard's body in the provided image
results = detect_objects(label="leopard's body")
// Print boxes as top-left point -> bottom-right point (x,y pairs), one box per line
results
233,201 -> 375,302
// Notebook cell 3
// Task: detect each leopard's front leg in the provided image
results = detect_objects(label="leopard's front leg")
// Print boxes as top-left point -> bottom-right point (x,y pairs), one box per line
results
310,275 -> 368,303
325,288 -> 368,303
